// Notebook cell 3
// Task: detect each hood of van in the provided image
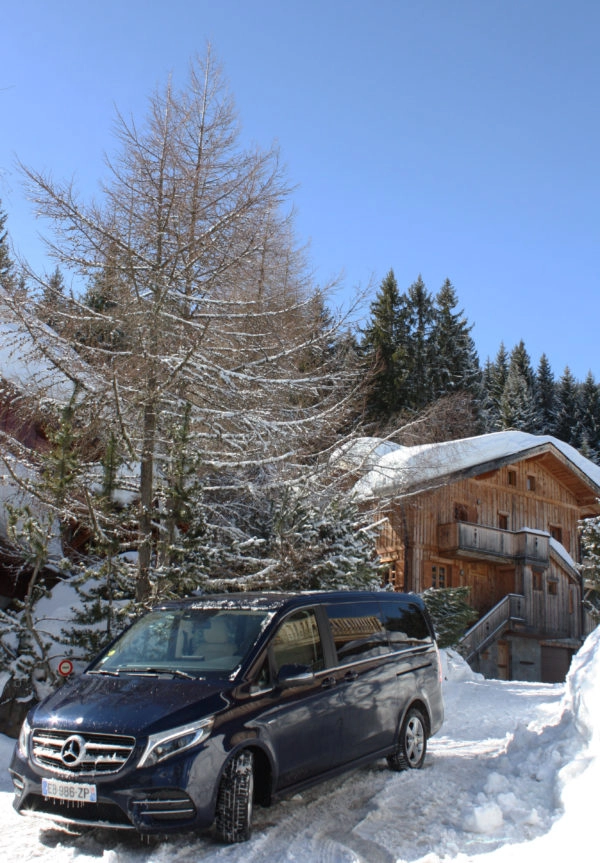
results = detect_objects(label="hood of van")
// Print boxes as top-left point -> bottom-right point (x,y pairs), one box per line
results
30,672 -> 231,737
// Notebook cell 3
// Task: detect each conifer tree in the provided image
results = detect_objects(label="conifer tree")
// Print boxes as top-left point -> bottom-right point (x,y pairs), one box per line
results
0,201 -> 16,291
37,266 -> 67,332
535,353 -> 556,435
430,278 -> 480,400
482,343 -> 509,430
554,367 -> 580,446
400,275 -> 435,410
576,372 -> 600,462
361,269 -> 403,420
580,515 -> 600,620
498,341 -> 537,431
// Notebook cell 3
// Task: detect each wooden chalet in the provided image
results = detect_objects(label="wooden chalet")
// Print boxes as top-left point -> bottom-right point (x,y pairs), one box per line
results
350,431 -> 600,682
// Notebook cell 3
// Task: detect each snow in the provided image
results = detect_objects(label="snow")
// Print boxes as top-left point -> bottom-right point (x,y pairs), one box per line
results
2,630 -> 599,862
353,430 -> 600,500
330,437 -> 406,472
0,318 -> 74,403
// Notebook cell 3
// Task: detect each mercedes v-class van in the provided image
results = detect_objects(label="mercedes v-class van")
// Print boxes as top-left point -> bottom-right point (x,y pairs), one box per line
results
10,590 -> 444,843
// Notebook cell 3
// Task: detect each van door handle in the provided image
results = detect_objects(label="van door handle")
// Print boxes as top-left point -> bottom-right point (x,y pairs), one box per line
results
344,671 -> 358,682
321,676 -> 337,689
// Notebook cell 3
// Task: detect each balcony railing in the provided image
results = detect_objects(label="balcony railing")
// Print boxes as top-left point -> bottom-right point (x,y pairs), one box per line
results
438,522 -> 549,566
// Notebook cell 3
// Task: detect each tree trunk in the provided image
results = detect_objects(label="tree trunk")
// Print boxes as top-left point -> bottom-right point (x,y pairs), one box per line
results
137,397 -> 156,602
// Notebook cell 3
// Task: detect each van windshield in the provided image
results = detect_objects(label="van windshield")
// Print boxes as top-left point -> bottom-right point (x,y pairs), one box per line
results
89,608 -> 270,678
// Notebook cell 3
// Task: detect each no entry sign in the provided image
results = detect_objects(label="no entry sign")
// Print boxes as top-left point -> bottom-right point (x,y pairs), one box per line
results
57,659 -> 74,677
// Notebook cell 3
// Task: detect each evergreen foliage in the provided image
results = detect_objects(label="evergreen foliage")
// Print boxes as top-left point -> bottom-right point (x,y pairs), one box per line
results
498,341 -> 537,431
577,372 -> 600,461
535,354 -> 556,434
361,272 -> 481,434
579,515 -> 600,621
431,279 -> 480,401
361,269 -> 404,419
0,201 -> 16,291
400,275 -> 436,410
421,586 -> 478,649
554,367 -> 580,446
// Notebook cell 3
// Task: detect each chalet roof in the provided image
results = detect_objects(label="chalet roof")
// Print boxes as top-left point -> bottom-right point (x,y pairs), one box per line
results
352,430 -> 600,511
0,291 -> 99,403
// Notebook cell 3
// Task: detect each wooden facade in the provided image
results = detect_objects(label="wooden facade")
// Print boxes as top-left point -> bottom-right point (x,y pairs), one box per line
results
366,436 -> 600,682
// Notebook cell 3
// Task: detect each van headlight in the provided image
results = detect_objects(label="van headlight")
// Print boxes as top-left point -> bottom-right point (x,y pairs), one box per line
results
17,717 -> 31,759
138,717 -> 214,768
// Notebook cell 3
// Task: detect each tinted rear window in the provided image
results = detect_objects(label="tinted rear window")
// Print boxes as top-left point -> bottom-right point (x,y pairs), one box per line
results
380,601 -> 432,650
325,601 -> 389,663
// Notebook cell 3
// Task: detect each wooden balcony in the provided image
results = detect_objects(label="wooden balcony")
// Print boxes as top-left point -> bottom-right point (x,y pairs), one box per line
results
438,522 -> 550,567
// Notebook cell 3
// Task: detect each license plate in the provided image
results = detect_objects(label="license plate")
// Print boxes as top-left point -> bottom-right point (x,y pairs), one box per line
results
42,778 -> 97,803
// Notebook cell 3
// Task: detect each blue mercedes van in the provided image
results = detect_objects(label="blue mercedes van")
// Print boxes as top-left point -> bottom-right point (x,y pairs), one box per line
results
10,590 -> 444,842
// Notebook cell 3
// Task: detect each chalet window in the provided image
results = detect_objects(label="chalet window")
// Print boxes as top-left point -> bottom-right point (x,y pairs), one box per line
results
498,513 -> 509,531
429,563 -> 449,589
549,525 -> 563,544
548,580 -> 558,596
507,470 -> 517,487
527,475 -> 536,491
454,503 -> 469,522
532,571 -> 543,591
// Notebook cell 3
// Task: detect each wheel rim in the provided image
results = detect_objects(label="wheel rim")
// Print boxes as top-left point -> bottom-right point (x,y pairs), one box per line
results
404,714 -> 425,766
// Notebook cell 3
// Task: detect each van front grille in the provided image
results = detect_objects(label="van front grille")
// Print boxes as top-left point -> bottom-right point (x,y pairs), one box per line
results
31,728 -> 136,776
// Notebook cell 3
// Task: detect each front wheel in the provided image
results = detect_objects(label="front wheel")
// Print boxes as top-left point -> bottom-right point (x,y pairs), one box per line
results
387,707 -> 427,771
215,749 -> 255,843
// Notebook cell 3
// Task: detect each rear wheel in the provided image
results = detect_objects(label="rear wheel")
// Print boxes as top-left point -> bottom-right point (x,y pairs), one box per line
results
387,707 -> 427,771
215,749 -> 254,843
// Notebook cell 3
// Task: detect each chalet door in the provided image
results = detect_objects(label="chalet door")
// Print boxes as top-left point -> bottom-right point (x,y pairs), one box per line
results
496,568 -> 516,605
496,640 -> 510,680
541,646 -> 573,683
470,568 -> 491,615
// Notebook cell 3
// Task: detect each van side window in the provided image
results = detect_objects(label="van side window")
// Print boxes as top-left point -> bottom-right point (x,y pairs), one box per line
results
270,609 -> 325,673
380,602 -> 432,650
325,602 -> 389,663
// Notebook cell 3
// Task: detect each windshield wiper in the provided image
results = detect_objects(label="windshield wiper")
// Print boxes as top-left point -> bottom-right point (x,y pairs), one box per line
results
122,666 -> 196,680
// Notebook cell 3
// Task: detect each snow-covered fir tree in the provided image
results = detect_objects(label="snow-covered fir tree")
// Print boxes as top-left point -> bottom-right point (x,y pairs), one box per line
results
576,372 -> 600,463
498,341 -> 537,431
580,515 -> 600,620
554,367 -> 580,446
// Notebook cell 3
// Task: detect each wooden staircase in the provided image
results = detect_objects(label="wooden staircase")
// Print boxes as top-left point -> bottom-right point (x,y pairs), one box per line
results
459,594 -> 526,662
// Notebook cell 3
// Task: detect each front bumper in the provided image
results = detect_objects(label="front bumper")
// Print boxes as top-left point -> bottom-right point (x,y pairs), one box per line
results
9,742 -> 221,835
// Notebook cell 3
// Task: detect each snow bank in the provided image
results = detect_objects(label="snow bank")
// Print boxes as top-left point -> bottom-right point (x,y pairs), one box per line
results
452,626 -> 600,863
441,648 -> 484,682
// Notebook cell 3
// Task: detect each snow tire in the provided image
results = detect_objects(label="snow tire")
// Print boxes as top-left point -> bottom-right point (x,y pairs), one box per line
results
387,707 -> 427,771
215,749 -> 255,843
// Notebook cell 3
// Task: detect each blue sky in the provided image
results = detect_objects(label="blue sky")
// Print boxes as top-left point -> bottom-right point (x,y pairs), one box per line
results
1,1 -> 598,380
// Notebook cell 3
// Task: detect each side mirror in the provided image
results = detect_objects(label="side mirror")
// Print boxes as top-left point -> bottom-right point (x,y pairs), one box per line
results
277,664 -> 315,688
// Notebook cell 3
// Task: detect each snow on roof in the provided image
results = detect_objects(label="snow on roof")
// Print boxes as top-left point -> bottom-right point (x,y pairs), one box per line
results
330,436 -> 406,472
0,292 -> 97,403
550,536 -> 579,572
353,430 -> 600,500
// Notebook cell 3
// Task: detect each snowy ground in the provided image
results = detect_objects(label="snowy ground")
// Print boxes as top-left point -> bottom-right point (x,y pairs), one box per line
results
1,632 -> 599,863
